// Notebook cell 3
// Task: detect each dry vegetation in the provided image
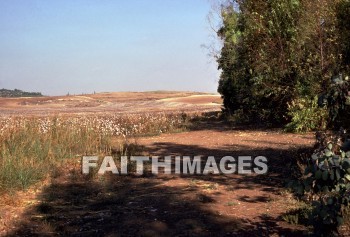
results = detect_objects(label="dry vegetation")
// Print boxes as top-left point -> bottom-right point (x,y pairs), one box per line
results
0,92 -> 224,235
0,91 -> 222,116
0,92 -> 220,193
0,112 -> 196,193
1,92 -> 336,236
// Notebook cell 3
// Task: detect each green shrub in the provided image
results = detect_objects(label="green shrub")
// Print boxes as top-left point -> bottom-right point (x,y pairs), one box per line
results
291,129 -> 350,235
319,74 -> 350,130
285,96 -> 328,132
282,205 -> 313,226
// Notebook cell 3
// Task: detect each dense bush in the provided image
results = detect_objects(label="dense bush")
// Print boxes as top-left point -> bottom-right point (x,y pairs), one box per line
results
319,74 -> 350,130
291,129 -> 350,235
288,72 -> 350,234
216,0 -> 350,131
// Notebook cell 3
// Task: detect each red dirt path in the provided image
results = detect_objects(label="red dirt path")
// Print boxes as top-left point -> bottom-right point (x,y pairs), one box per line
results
1,120 -> 317,236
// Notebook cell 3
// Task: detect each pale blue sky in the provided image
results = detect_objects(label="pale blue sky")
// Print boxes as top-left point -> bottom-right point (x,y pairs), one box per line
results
0,0 -> 219,95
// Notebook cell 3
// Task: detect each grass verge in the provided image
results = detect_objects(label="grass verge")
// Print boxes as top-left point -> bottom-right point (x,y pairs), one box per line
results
0,112 -> 194,193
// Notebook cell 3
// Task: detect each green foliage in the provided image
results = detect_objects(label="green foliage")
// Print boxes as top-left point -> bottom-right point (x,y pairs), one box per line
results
216,0 -> 350,130
285,96 -> 328,132
288,71 -> 350,234
336,0 -> 350,69
291,130 -> 350,234
319,74 -> 350,129
282,205 -> 313,226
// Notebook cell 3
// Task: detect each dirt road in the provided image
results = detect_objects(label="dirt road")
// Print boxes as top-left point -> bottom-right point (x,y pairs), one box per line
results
2,121 -> 315,236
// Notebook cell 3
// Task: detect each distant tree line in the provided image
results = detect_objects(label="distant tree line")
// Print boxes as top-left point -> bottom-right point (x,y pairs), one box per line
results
0,88 -> 43,97
216,0 -> 350,131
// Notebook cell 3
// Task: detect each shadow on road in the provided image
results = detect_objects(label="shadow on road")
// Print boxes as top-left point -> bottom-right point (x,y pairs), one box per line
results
7,174 -> 307,237
6,120 -> 314,236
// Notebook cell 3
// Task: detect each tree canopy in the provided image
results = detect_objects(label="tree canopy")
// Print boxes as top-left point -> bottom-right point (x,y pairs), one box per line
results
216,0 -> 350,131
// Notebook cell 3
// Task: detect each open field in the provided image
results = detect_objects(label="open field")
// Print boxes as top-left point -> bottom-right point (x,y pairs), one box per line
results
2,91 -> 344,236
0,91 -> 222,116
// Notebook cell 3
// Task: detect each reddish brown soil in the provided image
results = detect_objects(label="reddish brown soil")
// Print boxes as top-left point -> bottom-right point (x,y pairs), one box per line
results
1,120 -> 318,237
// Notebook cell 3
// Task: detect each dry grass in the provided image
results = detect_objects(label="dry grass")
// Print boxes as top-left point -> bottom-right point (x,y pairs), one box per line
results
0,112 -> 192,193
0,118 -> 111,192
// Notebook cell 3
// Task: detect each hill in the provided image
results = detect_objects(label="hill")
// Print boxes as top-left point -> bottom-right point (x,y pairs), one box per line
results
0,91 -> 221,116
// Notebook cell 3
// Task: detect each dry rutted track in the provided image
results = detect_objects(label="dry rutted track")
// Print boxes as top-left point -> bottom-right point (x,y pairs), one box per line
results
2,119 -> 315,236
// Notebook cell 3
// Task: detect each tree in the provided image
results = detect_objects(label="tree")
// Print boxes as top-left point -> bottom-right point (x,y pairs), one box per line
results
216,0 -> 348,130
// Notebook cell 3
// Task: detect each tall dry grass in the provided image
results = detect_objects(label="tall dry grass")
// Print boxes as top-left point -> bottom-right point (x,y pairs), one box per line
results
0,118 -> 111,192
0,112 -> 191,193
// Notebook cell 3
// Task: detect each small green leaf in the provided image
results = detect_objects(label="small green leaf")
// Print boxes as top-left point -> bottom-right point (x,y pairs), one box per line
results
335,184 -> 340,192
346,151 -> 350,158
336,168 -> 341,180
325,149 -> 332,157
345,174 -> 350,181
343,159 -> 350,169
328,143 -> 333,150
341,151 -> 346,158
